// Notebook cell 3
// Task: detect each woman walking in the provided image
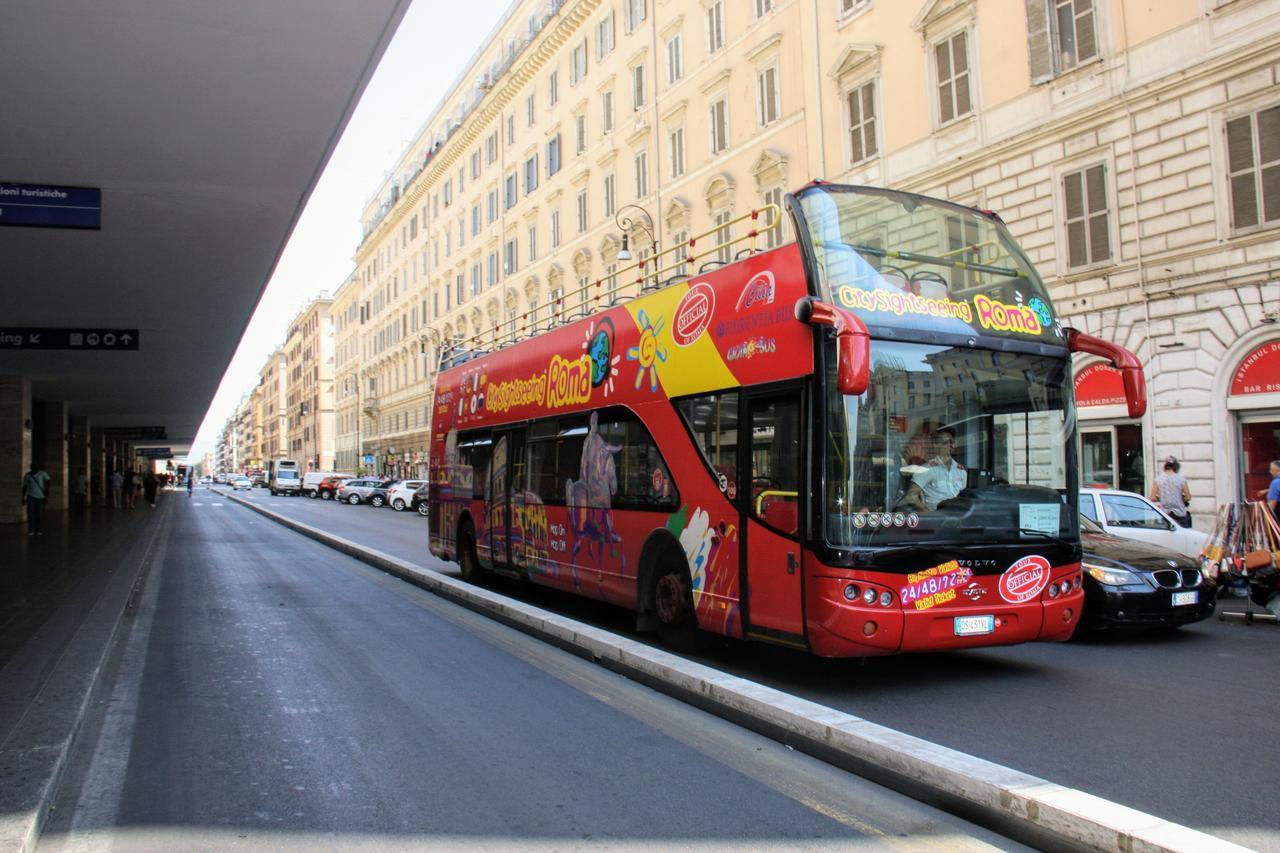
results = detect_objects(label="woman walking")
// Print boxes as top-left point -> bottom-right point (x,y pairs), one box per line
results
1151,456 -> 1192,529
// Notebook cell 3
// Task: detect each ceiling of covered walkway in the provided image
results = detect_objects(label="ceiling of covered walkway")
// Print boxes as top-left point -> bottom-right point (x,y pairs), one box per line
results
0,0 -> 414,455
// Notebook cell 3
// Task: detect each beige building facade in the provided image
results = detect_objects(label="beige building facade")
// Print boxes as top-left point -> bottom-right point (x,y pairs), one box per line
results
259,347 -> 289,463
333,274 -> 363,474
284,296 -> 336,472
344,0 -> 1279,522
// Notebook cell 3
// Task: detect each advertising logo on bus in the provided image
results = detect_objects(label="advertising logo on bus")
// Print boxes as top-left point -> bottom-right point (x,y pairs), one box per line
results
998,555 -> 1051,603
673,282 -> 715,346
735,271 -> 776,311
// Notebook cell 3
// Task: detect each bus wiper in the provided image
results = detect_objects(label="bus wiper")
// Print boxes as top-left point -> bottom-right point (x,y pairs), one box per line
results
1016,528 -> 1073,549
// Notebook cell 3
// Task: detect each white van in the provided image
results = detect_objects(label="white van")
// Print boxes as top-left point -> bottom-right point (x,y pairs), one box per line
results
301,471 -> 346,498
268,459 -> 301,496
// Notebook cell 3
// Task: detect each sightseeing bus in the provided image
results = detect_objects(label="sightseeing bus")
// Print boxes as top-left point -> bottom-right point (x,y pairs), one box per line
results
427,182 -> 1145,657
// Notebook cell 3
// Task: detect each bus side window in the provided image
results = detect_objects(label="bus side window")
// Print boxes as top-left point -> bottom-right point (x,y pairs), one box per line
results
748,394 -> 801,535
676,392 -> 739,492
456,433 -> 492,501
596,411 -> 676,508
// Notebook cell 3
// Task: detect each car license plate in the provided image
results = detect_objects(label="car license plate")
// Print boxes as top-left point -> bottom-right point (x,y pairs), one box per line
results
1171,591 -> 1198,607
954,615 -> 995,636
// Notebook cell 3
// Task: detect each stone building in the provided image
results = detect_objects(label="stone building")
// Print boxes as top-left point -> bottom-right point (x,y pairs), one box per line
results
343,0 -> 1278,523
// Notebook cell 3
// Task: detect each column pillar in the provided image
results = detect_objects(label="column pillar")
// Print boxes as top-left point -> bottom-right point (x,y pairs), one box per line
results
0,376 -> 32,525
40,400 -> 68,511
90,427 -> 106,505
69,415 -> 90,509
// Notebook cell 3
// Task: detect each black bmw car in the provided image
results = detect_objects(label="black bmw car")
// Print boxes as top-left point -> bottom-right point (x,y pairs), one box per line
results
1078,514 -> 1216,632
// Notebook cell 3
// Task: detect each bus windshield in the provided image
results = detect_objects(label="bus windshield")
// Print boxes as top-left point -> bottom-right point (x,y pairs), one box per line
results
824,340 -> 1078,548
795,184 -> 1062,345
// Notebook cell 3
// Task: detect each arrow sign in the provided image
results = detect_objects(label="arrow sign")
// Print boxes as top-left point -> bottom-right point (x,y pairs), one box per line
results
0,327 -> 139,350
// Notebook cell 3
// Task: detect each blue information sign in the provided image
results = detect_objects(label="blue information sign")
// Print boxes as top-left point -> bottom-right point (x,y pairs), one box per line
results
0,183 -> 101,229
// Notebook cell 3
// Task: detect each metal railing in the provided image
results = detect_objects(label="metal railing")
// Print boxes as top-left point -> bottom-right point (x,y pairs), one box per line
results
438,204 -> 781,368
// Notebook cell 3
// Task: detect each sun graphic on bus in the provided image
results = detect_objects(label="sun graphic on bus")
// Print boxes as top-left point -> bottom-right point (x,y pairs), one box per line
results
626,309 -> 668,392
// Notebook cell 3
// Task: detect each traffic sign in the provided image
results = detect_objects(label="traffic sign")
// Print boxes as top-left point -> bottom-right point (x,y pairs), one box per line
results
0,183 -> 101,229
135,448 -> 173,458
0,327 -> 138,350
104,426 -> 167,440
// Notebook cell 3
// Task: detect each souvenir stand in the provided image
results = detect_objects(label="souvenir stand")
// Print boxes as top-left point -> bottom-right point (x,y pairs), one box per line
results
1203,501 -> 1280,625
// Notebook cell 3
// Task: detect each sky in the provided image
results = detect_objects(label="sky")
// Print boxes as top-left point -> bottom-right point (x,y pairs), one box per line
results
186,0 -> 511,462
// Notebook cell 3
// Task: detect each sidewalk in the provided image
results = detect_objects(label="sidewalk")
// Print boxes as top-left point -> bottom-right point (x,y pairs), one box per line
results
0,492 -> 171,852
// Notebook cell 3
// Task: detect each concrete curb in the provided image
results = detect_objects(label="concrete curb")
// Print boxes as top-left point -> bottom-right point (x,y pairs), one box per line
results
222,490 -> 1247,853
0,506 -> 171,853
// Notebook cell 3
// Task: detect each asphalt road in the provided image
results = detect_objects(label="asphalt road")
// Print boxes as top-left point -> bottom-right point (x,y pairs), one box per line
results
39,491 -> 1026,852
214,485 -> 1280,852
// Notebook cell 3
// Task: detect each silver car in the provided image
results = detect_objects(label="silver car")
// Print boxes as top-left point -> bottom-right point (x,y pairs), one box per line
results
337,478 -> 395,507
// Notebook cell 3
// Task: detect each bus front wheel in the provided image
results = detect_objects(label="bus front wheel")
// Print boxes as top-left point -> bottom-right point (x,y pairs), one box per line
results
651,559 -> 703,650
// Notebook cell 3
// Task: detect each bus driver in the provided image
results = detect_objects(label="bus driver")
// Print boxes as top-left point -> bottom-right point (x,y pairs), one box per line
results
913,427 -> 967,510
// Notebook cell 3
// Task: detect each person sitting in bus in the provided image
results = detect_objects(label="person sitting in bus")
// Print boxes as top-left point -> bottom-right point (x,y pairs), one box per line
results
894,465 -> 929,513
912,427 -> 967,510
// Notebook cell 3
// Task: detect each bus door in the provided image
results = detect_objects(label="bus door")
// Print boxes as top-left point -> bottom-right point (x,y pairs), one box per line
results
740,388 -> 806,642
487,429 -> 526,570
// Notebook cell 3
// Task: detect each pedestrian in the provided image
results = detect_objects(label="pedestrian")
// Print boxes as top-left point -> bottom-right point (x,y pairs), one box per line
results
1258,460 -> 1280,518
143,470 -> 158,507
72,466 -> 88,511
109,468 -> 124,508
186,475 -> 193,497
21,461 -> 51,537
123,468 -> 136,509
1150,455 -> 1192,529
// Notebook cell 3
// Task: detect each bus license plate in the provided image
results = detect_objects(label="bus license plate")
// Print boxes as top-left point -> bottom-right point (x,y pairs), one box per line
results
1171,591 -> 1198,607
954,615 -> 995,636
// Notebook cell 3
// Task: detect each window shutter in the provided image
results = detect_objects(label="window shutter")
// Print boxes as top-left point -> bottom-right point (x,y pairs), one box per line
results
1226,115 -> 1259,229
1025,0 -> 1052,84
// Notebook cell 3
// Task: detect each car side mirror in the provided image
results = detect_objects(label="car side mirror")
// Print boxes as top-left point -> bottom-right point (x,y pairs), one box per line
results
795,297 -> 870,396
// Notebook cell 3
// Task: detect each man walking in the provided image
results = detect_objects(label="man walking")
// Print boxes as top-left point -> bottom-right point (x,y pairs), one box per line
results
22,461 -> 51,536
109,468 -> 123,507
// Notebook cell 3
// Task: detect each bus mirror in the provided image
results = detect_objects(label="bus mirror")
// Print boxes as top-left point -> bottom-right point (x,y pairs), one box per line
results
1066,328 -> 1147,418
795,297 -> 870,396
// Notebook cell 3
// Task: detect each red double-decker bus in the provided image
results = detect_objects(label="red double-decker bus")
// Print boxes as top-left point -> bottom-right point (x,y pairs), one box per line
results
428,182 -> 1145,657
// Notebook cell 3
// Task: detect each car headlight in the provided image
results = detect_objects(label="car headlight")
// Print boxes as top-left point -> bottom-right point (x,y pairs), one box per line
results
1083,561 -> 1143,587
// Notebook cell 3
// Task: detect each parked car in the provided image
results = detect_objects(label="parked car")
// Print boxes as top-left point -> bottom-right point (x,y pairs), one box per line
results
231,475 -> 252,491
1077,514 -> 1216,633
410,483 -> 429,517
337,477 -> 395,506
387,479 -> 427,511
315,475 -> 352,500
301,471 -> 347,498
251,472 -> 268,488
1079,487 -> 1208,559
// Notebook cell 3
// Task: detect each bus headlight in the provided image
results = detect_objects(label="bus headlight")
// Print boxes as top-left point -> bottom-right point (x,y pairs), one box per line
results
862,587 -> 877,605
843,584 -> 860,601
878,591 -> 893,607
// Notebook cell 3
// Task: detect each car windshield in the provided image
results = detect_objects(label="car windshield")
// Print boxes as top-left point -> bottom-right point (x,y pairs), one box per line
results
824,340 -> 1078,547
795,184 -> 1063,345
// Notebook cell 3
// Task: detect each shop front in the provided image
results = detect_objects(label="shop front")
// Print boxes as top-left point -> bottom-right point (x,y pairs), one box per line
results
1075,361 -> 1145,494
1225,338 -> 1280,502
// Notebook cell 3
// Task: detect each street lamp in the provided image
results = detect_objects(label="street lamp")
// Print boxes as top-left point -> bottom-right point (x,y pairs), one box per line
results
615,204 -> 656,261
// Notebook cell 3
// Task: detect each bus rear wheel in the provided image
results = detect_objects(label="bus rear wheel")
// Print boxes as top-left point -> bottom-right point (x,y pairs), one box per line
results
651,560 -> 703,650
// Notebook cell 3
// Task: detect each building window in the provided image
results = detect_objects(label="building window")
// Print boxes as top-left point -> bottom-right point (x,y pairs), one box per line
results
596,11 -> 615,60
706,1 -> 724,54
550,286 -> 566,325
471,150 -> 482,179
524,154 -> 539,194
1027,0 -> 1098,81
458,218 -> 465,247
547,134 -> 562,177
762,186 -> 785,249
472,204 -> 481,236
602,90 -> 615,134
551,208 -> 562,248
715,210 -> 734,263
632,64 -> 646,111
570,39 -> 588,84
442,178 -> 453,208
710,97 -> 729,154
506,114 -> 516,146
505,172 -> 518,210
527,92 -> 536,126
634,150 -> 648,198
845,80 -> 878,164
666,34 -> 683,85
504,238 -> 518,275
486,131 -> 498,164
669,127 -> 685,178
840,0 -> 870,18
548,70 -> 559,106
575,114 -> 587,154
935,31 -> 972,124
755,0 -> 774,17
1226,104 -> 1280,231
488,251 -> 499,286
1062,164 -> 1111,267
757,65 -> 780,126
626,0 -> 647,33
528,224 -> 538,262
577,189 -> 589,232
487,190 -> 498,223
604,173 -> 617,217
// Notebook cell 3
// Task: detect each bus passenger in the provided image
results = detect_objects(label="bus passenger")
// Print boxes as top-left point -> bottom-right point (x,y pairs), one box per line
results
913,427 -> 967,510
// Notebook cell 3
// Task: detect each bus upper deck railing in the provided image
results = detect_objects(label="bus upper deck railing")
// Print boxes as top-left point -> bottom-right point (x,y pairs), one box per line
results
437,204 -> 781,370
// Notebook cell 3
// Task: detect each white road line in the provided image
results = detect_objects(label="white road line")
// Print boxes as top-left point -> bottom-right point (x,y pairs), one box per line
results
211,502 -> 224,507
